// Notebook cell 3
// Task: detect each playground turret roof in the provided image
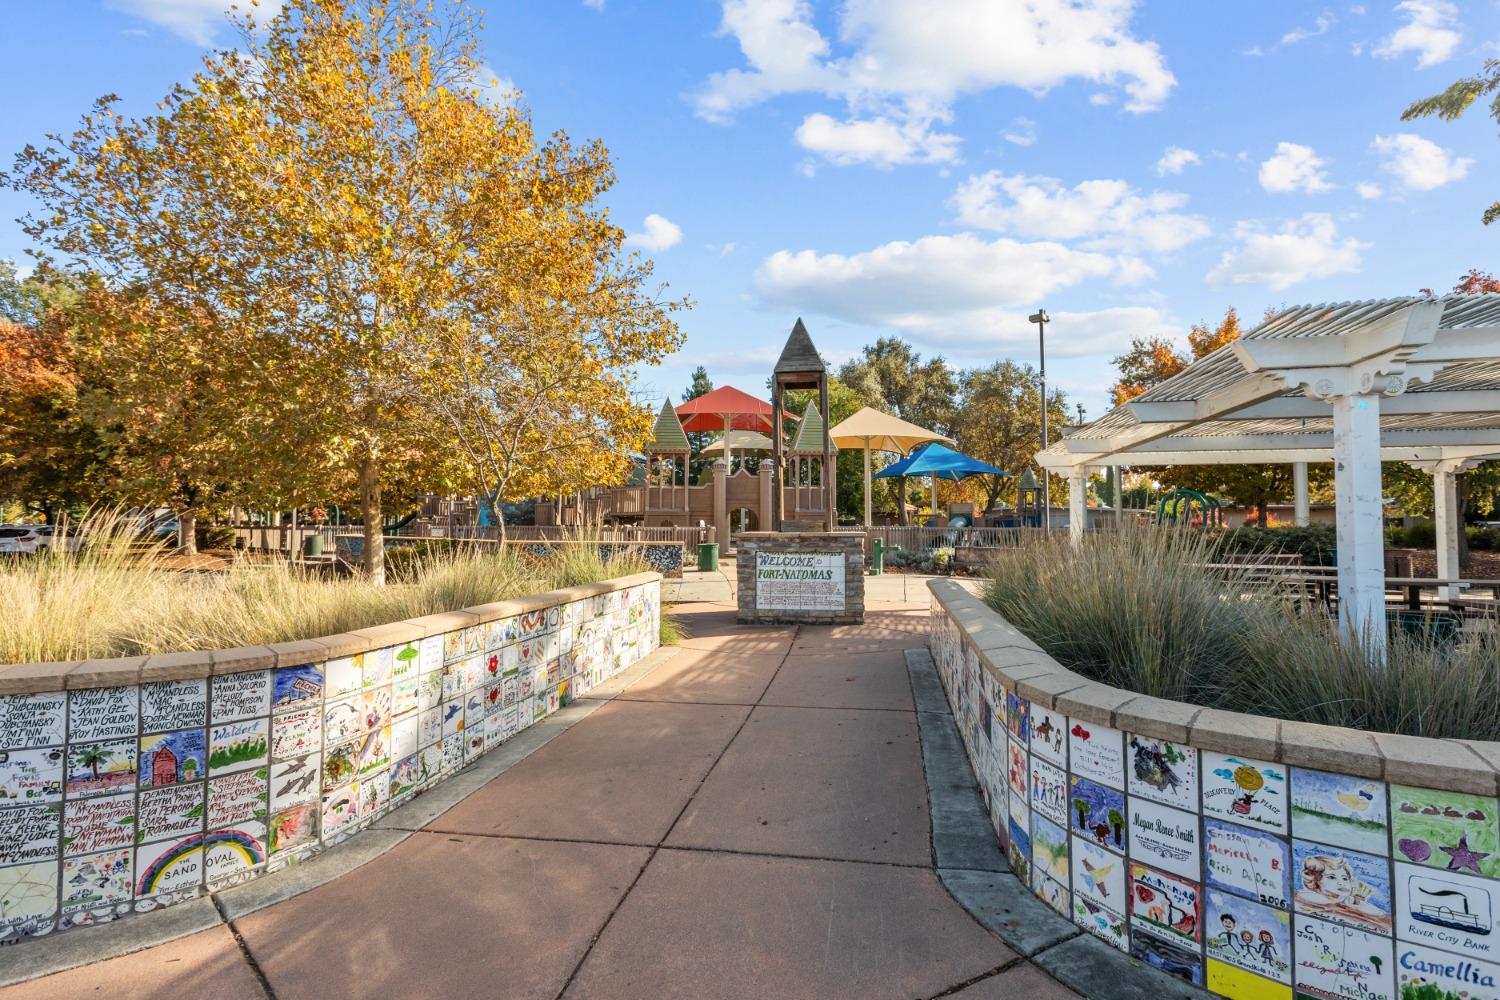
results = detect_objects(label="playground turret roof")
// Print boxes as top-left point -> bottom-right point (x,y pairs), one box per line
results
790,401 -> 837,455
644,399 -> 690,454
774,318 -> 825,376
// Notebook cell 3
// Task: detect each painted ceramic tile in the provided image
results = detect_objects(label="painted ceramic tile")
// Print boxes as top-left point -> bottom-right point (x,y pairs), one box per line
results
138,730 -> 206,788
323,696 -> 361,746
418,635 -> 443,673
1068,720 -> 1126,790
141,679 -> 208,734
66,737 -> 137,797
390,751 -> 428,800
390,714 -> 419,762
268,803 -> 318,855
1392,785 -> 1500,879
441,699 -> 464,739
1028,705 -> 1068,768
1206,887 -> 1292,984
0,746 -> 64,804
1293,914 -> 1395,1000
1128,798 -> 1203,881
1006,735 -> 1028,800
204,823 -> 267,888
1006,693 -> 1028,742
0,859 -> 60,942
418,706 -> 442,748
134,835 -> 205,897
1290,768 -> 1389,856
321,781 -> 360,837
62,847 -> 132,914
1072,835 -> 1128,952
1033,868 -> 1070,916
358,769 -> 389,816
441,662 -> 466,701
1396,941 -> 1500,1000
1008,816 -> 1032,883
1032,813 -> 1071,885
322,739 -> 358,791
416,670 -> 443,713
356,727 -> 391,774
443,629 -> 465,663
361,687 -> 393,732
1293,839 -> 1393,936
1204,818 -> 1291,910
268,753 -> 320,813
1202,752 -> 1287,833
1130,863 -> 1201,945
1129,927 -> 1204,987
68,686 -> 139,742
211,671 -> 271,724
207,769 -> 267,829
62,792 -> 134,856
392,671 -> 419,718
1068,775 -> 1127,855
362,647 -> 394,688
1127,733 -> 1199,811
324,655 -> 362,700
270,663 -> 323,712
208,718 -> 269,776
0,803 -> 60,865
1205,960 -> 1290,999
136,783 -> 204,843
0,692 -> 67,749
1396,862 -> 1497,961
270,705 -> 321,760
1030,757 -> 1069,826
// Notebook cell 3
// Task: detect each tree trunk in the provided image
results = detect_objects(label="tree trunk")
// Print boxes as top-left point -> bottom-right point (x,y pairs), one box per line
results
178,511 -> 198,556
1457,472 -> 1471,572
897,477 -> 909,526
359,454 -> 385,585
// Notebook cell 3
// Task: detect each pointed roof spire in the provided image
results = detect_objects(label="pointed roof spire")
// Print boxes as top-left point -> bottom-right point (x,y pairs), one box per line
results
790,400 -> 837,454
645,399 -> 690,453
773,318 -> 825,375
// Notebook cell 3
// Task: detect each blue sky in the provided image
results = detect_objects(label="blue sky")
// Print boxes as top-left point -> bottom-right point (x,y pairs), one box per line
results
2,1 -> 1498,420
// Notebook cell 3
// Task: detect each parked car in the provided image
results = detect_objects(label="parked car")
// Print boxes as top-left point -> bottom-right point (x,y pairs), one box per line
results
29,525 -> 83,553
0,525 -> 44,554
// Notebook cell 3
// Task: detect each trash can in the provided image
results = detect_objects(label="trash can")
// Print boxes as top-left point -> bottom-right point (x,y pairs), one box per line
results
697,542 -> 719,572
302,534 -> 324,558
869,538 -> 883,575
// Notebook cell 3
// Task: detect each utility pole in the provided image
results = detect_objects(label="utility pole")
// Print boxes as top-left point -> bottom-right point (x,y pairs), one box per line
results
1029,309 -> 1051,531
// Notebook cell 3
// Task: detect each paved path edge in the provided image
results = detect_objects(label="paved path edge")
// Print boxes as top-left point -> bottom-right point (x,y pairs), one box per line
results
0,644 -> 685,989
905,647 -> 1212,1000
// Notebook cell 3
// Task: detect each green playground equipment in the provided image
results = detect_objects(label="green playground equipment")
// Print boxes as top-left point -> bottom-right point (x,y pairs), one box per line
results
1156,487 -> 1223,528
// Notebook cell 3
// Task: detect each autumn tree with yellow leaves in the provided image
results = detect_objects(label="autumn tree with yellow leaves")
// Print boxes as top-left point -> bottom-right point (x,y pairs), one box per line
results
7,0 -> 683,579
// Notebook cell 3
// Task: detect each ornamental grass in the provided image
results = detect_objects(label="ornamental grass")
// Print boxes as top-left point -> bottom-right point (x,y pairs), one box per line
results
0,512 -> 653,664
981,527 -> 1500,741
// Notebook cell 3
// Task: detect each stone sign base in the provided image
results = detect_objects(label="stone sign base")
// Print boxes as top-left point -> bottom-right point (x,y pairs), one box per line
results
736,531 -> 865,625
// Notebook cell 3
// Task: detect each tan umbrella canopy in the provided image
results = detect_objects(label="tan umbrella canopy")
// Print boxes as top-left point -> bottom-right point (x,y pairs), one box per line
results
827,407 -> 953,526
698,430 -> 774,457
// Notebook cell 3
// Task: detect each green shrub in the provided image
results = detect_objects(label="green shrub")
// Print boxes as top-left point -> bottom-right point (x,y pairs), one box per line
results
982,528 -> 1500,739
1220,523 -> 1337,565
1398,519 -> 1436,548
1467,525 -> 1500,551
197,525 -> 237,550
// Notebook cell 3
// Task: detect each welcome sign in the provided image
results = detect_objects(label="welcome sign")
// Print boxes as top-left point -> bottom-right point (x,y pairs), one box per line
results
754,552 -> 845,611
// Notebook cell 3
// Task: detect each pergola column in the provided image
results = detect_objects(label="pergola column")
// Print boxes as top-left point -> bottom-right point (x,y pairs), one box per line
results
1331,393 -> 1386,652
1293,462 -> 1310,527
1068,471 -> 1087,544
1432,461 -> 1462,601
713,459 -> 729,552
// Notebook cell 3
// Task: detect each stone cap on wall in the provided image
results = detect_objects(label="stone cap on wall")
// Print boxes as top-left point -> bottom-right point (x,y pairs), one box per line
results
736,532 -> 866,541
928,578 -> 1500,798
0,571 -> 662,698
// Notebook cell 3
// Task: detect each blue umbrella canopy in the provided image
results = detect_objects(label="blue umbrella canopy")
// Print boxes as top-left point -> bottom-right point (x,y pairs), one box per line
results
873,442 -> 1008,481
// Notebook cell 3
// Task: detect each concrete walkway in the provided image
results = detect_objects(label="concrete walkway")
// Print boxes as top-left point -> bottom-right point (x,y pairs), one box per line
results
2,596 -> 1079,1000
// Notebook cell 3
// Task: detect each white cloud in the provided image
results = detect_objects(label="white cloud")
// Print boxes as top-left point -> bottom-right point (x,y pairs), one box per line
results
1357,181 -> 1384,199
1373,0 -> 1461,67
1258,142 -> 1334,193
472,63 -> 517,106
625,214 -> 684,252
753,233 -> 1130,338
1206,214 -> 1369,290
105,0 -> 282,45
1155,146 -> 1201,176
1372,132 -> 1473,190
1283,11 -> 1336,44
583,0 -> 606,9
951,172 -> 1211,254
695,0 -> 1175,167
1004,117 -> 1037,147
794,112 -> 959,167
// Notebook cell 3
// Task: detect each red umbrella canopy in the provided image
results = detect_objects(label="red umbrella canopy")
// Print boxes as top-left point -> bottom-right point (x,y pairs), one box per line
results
674,385 -> 790,433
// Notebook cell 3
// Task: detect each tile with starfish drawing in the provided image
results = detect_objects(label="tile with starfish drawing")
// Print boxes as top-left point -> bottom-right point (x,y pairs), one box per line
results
1391,784 -> 1500,879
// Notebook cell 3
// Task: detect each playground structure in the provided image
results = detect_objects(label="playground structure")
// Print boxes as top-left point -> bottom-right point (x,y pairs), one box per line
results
1154,486 -> 1224,527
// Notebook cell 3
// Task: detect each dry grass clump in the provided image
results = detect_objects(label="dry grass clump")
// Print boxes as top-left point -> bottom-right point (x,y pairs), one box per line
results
0,513 -> 651,663
982,527 -> 1500,740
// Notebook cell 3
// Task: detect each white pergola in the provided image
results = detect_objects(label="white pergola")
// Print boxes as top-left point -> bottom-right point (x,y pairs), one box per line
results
1037,294 -> 1500,651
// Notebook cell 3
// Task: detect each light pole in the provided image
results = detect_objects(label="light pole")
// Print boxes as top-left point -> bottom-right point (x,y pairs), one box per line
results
1028,309 -> 1051,531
